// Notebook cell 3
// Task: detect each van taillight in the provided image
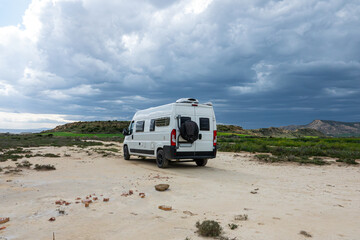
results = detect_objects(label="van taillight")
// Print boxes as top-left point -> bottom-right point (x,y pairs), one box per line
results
213,130 -> 217,146
171,129 -> 176,146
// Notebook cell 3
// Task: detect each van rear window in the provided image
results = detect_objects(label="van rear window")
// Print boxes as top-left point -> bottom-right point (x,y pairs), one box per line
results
200,118 -> 210,131
155,117 -> 170,127
181,117 -> 191,125
136,121 -> 145,132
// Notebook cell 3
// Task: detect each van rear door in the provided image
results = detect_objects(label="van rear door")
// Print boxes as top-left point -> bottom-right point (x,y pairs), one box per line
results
194,107 -> 214,152
176,105 -> 196,153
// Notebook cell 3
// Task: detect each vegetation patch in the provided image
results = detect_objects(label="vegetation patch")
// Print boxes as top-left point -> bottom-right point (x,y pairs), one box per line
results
15,160 -> 33,168
228,223 -> 238,230
34,164 -> 56,171
336,158 -> 358,165
299,230 -> 312,238
0,134 -> 104,150
255,154 -> 328,165
43,153 -> 60,158
196,220 -> 222,237
219,136 -> 360,165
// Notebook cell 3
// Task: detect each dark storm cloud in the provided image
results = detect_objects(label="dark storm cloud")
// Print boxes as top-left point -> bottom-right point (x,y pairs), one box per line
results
0,0 -> 359,128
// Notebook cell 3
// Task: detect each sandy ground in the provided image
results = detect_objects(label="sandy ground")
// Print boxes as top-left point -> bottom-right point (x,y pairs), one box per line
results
0,142 -> 359,240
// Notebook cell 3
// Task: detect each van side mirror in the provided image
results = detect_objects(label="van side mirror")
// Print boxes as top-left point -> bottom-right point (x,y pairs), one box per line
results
122,128 -> 129,136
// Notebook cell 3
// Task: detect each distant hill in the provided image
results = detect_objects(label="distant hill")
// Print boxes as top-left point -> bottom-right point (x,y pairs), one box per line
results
0,128 -> 49,134
215,125 -> 325,137
248,127 -> 326,138
44,121 -> 326,137
43,121 -> 130,134
280,120 -> 360,136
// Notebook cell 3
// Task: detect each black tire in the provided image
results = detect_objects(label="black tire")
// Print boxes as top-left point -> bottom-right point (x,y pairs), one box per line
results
123,145 -> 130,160
156,149 -> 169,168
180,120 -> 199,143
195,159 -> 208,167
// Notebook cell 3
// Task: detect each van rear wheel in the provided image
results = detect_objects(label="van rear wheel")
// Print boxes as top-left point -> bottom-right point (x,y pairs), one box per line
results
156,149 -> 169,168
123,145 -> 130,160
195,159 -> 208,167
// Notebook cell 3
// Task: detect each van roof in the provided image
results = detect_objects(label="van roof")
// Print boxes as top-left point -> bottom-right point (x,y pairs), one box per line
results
133,102 -> 213,120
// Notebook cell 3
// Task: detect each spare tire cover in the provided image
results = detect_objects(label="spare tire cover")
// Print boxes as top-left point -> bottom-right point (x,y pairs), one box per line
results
180,120 -> 199,143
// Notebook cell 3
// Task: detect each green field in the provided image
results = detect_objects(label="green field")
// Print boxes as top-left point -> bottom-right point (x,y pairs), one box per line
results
217,132 -> 251,137
1,131 -> 359,166
218,135 -> 360,165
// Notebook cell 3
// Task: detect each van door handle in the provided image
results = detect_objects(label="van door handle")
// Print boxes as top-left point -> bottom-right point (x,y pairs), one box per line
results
132,135 -> 133,140
199,134 -> 202,140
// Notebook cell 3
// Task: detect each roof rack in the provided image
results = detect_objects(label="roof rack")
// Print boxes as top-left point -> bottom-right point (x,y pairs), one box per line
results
176,98 -> 199,104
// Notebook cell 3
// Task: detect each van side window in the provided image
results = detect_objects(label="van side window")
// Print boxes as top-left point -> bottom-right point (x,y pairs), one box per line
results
136,121 -> 145,132
181,117 -> 191,125
150,119 -> 155,131
200,118 -> 210,131
155,117 -> 170,127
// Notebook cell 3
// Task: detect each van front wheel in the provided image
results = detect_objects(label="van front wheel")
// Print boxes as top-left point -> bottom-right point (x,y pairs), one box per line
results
123,145 -> 130,160
156,149 -> 169,168
195,159 -> 208,167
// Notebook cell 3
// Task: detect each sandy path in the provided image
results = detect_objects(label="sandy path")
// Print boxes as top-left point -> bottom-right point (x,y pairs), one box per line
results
0,143 -> 359,240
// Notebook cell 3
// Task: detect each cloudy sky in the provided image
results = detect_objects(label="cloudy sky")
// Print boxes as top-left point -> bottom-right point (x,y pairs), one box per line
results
0,0 -> 359,130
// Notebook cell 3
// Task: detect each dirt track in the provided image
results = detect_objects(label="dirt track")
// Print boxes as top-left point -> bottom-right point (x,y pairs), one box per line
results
1,142 -> 359,240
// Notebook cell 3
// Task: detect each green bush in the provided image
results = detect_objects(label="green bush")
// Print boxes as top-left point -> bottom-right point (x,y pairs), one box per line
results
196,220 -> 222,237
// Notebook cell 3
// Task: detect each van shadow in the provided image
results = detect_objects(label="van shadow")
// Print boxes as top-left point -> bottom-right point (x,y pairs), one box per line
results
127,157 -> 207,169
125,156 -> 254,183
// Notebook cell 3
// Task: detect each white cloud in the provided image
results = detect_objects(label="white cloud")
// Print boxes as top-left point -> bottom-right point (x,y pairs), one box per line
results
230,61 -> 275,94
0,82 -> 18,96
0,111 -> 75,129
324,87 -> 358,97
185,0 -> 213,14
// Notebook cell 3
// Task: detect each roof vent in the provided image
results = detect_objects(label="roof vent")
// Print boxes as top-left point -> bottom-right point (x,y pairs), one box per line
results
203,102 -> 213,106
176,98 -> 199,104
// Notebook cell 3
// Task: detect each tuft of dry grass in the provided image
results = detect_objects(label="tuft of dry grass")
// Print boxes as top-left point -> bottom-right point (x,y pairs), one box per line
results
34,164 -> 56,171
299,230 -> 312,238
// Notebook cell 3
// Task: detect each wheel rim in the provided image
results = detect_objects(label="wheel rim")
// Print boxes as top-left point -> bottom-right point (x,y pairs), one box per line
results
157,152 -> 163,165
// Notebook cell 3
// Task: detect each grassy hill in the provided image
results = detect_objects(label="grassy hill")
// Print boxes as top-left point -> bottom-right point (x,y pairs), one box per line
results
43,121 -> 130,134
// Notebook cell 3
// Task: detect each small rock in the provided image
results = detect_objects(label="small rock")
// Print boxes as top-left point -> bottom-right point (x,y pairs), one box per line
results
155,184 -> 169,191
183,211 -> 196,216
85,202 -> 90,208
0,218 -> 9,225
0,226 -> 6,231
158,205 -> 172,211
139,193 -> 145,198
82,199 -> 92,204
103,198 -> 109,202
250,191 -> 258,194
48,217 -> 56,222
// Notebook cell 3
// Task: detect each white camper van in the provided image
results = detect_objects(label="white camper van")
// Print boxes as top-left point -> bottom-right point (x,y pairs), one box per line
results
122,98 -> 217,168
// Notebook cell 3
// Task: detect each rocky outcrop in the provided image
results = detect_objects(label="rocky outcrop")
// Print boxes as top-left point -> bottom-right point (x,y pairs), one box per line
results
281,120 -> 360,136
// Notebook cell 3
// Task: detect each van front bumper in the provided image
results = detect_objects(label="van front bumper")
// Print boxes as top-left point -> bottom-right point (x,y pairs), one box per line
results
163,146 -> 217,160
